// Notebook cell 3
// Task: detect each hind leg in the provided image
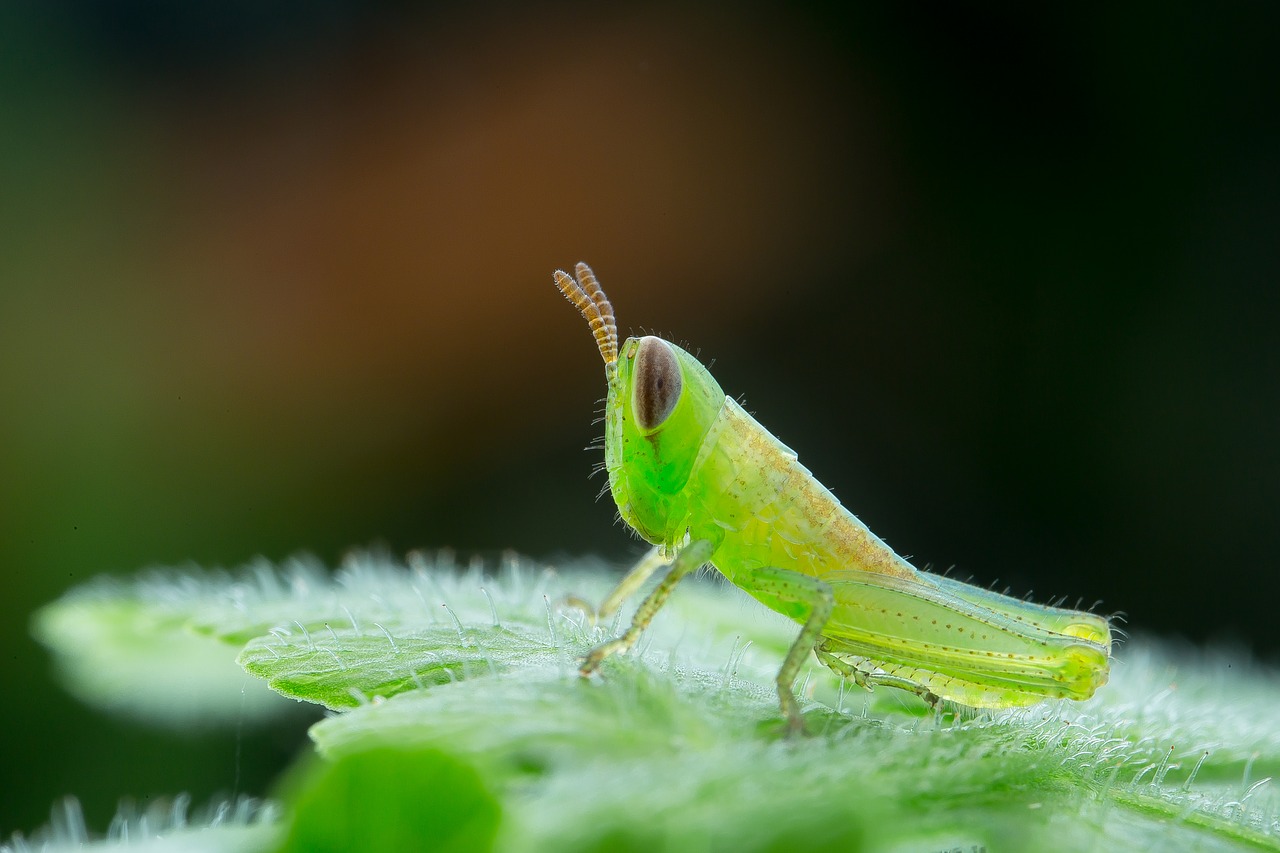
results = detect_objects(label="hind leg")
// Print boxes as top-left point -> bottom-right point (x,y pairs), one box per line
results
814,641 -> 941,708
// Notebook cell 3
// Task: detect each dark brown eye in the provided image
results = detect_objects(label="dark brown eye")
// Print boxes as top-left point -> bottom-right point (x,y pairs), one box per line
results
633,337 -> 682,431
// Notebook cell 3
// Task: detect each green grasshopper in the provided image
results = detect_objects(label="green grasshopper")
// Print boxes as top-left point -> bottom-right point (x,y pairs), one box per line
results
555,262 -> 1110,730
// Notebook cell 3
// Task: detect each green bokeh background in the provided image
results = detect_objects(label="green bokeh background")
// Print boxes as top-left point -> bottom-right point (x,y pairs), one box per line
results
3,2 -> 1277,838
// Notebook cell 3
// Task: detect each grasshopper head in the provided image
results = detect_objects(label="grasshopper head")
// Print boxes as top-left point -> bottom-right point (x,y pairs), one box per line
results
555,264 -> 724,547
607,335 -> 725,546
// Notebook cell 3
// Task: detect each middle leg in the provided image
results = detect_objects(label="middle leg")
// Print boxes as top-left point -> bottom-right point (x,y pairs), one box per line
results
742,566 -> 835,734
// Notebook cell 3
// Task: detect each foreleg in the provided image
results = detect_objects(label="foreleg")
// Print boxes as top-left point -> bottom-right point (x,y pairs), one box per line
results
579,539 -> 715,675
595,544 -> 669,622
560,545 -> 667,626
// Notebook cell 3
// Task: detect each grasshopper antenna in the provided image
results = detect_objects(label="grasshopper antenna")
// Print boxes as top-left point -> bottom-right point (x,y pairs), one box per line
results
554,262 -> 618,366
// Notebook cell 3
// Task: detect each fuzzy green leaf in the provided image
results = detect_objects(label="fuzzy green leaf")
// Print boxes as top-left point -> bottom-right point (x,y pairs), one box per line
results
26,552 -> 1280,852
0,795 -> 280,853
31,575 -> 292,726
238,624 -> 562,710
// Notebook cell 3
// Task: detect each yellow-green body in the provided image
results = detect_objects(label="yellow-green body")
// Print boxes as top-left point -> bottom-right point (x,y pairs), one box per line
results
559,262 -> 1110,724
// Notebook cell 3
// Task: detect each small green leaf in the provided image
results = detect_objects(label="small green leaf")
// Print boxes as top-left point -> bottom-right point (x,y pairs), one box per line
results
238,624 -> 563,710
31,583 -> 289,726
274,746 -> 500,853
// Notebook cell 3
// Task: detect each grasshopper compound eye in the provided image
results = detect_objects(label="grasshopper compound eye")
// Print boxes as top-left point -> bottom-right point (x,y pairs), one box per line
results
632,337 -> 682,432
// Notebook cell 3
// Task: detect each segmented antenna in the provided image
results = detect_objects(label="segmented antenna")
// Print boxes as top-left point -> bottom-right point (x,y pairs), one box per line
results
554,261 -> 618,365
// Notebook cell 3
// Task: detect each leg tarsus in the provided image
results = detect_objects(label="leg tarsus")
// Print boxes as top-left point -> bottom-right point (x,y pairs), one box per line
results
578,637 -> 629,675
558,594 -> 597,619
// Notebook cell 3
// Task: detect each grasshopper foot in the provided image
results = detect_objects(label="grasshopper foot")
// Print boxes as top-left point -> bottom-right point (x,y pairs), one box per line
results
777,690 -> 809,737
579,638 -> 628,677
557,594 -> 600,626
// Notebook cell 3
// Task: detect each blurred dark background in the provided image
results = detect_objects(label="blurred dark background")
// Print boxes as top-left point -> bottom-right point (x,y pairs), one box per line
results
3,1 -> 1277,836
